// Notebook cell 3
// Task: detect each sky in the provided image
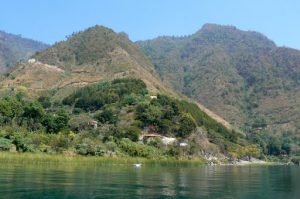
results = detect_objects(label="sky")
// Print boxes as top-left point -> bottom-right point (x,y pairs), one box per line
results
1,0 -> 300,49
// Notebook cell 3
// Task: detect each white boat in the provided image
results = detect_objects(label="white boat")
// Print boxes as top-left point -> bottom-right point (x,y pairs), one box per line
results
133,163 -> 142,168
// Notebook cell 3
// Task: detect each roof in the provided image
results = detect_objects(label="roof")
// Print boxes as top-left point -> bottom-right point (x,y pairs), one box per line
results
142,133 -> 163,137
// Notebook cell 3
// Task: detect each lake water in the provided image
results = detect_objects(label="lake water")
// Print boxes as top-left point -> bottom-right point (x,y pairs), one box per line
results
0,163 -> 299,199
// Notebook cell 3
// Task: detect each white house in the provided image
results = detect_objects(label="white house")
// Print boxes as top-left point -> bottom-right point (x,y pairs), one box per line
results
139,133 -> 177,145
161,137 -> 177,145
150,95 -> 157,99
179,142 -> 188,147
89,120 -> 98,129
28,58 -> 36,63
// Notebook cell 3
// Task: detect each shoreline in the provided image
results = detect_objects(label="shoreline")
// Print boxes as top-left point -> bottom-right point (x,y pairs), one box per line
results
0,152 -> 205,166
0,152 -> 293,166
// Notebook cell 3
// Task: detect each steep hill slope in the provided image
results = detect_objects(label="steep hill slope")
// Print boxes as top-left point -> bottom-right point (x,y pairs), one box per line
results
138,24 -> 300,136
0,25 -> 247,160
0,31 -> 48,73
1,26 -> 175,98
0,78 -> 250,160
0,26 -> 234,132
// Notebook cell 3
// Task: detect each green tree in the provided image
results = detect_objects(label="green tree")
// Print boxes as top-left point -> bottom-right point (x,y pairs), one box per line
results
136,104 -> 163,126
282,142 -> 291,155
125,126 -> 141,142
42,109 -> 70,133
95,109 -> 118,124
177,113 -> 197,137
6,97 -> 23,119
243,145 -> 260,160
0,99 -> 12,124
268,136 -> 282,155
21,101 -> 45,130
0,138 -> 14,151
38,96 -> 52,109
158,119 -> 174,135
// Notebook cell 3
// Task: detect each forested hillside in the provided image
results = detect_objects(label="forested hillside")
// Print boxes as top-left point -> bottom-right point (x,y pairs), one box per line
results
138,24 -> 300,155
0,78 -> 254,160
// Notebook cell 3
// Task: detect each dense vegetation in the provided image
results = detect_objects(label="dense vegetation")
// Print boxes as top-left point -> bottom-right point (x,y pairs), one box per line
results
138,23 -> 300,156
0,78 -> 258,161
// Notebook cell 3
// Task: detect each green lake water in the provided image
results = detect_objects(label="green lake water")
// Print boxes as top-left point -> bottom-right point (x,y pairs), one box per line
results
0,164 -> 299,199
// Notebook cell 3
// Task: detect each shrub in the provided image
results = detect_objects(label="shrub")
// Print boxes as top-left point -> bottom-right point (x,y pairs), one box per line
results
42,109 -> 70,133
48,133 -> 72,150
122,93 -> 139,105
228,144 -> 261,160
147,137 -> 163,148
22,101 -> 45,131
0,138 -> 14,151
125,126 -> 141,142
103,126 -> 124,141
94,109 -> 118,124
72,108 -> 83,114
177,113 -> 197,137
242,145 -> 261,160
165,145 -> 180,157
69,115 -> 93,131
267,136 -> 282,155
38,96 -> 52,109
119,138 -> 162,158
105,141 -> 118,152
291,157 -> 300,165
9,133 -> 39,152
75,138 -> 105,156
158,119 -> 174,135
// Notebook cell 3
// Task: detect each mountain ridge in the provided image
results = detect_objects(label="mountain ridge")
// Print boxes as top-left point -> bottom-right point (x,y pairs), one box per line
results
137,23 -> 300,142
0,26 -> 170,96
0,30 -> 48,73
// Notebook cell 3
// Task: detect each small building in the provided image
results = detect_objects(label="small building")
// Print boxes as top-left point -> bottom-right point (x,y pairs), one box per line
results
89,120 -> 98,129
139,133 -> 162,141
179,142 -> 188,147
139,133 -> 177,145
28,58 -> 36,63
161,137 -> 177,145
255,127 -> 263,132
150,95 -> 157,99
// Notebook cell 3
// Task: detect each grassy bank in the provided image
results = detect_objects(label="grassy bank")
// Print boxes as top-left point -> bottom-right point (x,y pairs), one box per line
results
0,152 -> 205,166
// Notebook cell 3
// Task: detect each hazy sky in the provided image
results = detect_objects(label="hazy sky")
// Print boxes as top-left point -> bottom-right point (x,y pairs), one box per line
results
1,0 -> 299,49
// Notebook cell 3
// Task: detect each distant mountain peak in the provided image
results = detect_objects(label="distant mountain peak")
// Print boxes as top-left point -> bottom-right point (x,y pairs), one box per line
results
197,23 -> 269,38
191,23 -> 276,51
201,23 -> 238,31
0,30 -> 48,73
34,25 -> 136,68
